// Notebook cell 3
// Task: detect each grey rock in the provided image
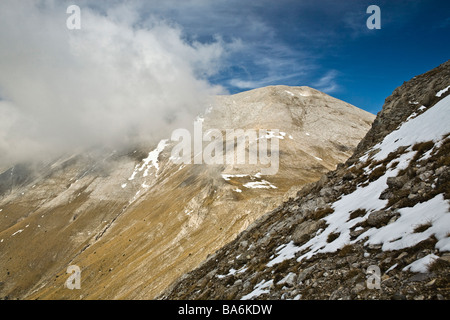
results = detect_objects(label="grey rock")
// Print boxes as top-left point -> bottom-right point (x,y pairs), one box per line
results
239,240 -> 248,250
233,279 -> 243,287
367,243 -> 382,250
412,182 -> 427,194
435,166 -> 447,176
319,187 -> 334,197
292,220 -> 322,245
329,287 -> 351,300
440,253 -> 450,263
386,175 -> 408,189
408,193 -> 419,200
302,197 -> 326,212
319,260 -> 335,271
418,171 -> 433,181
408,273 -> 435,282
351,282 -> 366,295
297,265 -> 316,283
397,252 -> 408,259
379,189 -> 393,200
277,272 -> 297,287
343,172 -> 356,180
366,210 -> 391,227
350,228 -> 366,239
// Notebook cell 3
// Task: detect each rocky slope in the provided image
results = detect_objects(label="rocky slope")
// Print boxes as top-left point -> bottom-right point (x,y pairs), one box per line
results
0,86 -> 374,299
160,60 -> 450,300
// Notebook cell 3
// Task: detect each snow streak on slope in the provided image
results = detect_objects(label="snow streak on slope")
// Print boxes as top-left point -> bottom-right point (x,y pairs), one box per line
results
361,95 -> 450,162
268,95 -> 450,268
128,139 -> 168,181
436,85 -> 450,97
244,180 -> 277,189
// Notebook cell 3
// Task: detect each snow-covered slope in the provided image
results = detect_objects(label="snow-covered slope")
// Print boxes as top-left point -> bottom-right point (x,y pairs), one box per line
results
267,94 -> 450,269
161,60 -> 450,300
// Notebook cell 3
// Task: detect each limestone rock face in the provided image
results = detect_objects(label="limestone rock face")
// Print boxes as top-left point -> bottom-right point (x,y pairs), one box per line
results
0,85 -> 374,299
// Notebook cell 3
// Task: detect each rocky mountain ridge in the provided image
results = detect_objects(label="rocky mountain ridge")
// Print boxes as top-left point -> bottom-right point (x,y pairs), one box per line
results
160,60 -> 450,300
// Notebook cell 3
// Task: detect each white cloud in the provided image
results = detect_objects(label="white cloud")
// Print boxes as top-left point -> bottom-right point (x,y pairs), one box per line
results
313,70 -> 340,93
228,71 -> 307,90
0,1 -> 227,167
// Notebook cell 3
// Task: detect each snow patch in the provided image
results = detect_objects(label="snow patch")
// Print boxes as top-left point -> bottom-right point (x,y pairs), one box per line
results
216,266 -> 248,279
258,130 -> 285,140
222,174 -> 250,181
222,172 -> 262,181
128,139 -> 168,181
141,139 -> 169,177
436,85 -> 450,97
241,279 -> 273,300
362,194 -> 450,251
285,90 -> 295,96
267,241 -> 298,267
11,229 -> 24,236
403,254 -> 439,273
386,263 -> 398,273
360,95 -> 450,162
277,272 -> 296,286
243,180 -> 277,189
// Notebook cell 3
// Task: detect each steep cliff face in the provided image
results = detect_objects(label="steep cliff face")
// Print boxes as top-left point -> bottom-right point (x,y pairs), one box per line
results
0,86 -> 374,299
160,61 -> 450,300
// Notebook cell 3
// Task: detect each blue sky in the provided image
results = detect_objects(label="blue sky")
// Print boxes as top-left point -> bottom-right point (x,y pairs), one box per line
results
125,0 -> 450,114
0,0 -> 449,165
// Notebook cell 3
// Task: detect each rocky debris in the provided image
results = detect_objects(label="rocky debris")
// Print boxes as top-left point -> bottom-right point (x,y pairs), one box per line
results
160,143 -> 450,300
159,60 -> 450,301
291,220 -> 324,246
161,236 -> 449,300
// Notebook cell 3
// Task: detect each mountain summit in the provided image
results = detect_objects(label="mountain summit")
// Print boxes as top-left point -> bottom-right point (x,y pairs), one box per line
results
0,85 -> 374,299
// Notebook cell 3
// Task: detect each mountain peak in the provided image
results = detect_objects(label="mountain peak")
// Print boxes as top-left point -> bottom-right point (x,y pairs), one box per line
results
160,61 -> 450,301
0,82 -> 374,300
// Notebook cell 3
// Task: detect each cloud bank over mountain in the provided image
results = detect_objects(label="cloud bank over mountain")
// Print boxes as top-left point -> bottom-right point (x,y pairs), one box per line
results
1,0 -> 449,167
0,1 -> 227,167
